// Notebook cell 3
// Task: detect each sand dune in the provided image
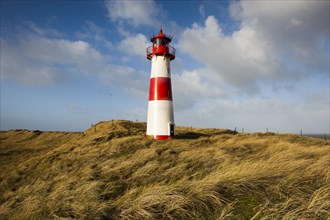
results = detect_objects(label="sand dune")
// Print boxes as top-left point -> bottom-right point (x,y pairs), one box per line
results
0,120 -> 329,219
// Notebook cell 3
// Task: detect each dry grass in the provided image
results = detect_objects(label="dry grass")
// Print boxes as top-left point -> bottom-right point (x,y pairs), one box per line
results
0,120 -> 329,219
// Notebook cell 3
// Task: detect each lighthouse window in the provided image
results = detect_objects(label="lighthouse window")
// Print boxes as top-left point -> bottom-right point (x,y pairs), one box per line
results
156,38 -> 166,46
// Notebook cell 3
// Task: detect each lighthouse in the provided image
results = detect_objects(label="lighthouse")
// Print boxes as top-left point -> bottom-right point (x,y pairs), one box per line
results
146,28 -> 175,140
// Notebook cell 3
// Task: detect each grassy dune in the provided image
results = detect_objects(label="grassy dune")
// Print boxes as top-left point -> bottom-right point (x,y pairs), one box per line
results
0,120 -> 329,219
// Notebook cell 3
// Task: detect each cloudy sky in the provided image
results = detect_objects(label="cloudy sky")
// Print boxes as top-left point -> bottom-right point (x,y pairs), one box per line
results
1,0 -> 329,134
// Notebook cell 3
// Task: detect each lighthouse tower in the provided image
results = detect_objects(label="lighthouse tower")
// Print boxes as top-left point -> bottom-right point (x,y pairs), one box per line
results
146,28 -> 175,140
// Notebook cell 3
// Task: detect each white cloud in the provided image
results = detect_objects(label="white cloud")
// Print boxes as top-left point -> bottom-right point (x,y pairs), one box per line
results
1,35 -> 106,85
98,63 -> 148,94
172,69 -> 226,110
199,4 -> 205,19
23,21 -> 63,37
76,21 -> 113,49
173,1 -> 329,132
117,33 -> 149,58
175,93 -> 329,133
233,0 -> 330,73
0,21 -> 151,101
105,0 -> 161,27
179,1 -> 329,94
179,16 -> 280,94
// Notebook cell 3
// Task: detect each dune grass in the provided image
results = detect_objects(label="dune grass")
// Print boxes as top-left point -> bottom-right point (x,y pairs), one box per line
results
0,120 -> 329,219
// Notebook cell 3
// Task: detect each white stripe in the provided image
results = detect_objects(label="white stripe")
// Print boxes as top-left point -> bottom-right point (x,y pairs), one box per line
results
151,56 -> 170,78
147,100 -> 174,136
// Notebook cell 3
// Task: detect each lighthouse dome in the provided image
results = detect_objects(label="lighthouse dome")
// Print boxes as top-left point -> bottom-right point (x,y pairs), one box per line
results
146,28 -> 175,61
150,28 -> 172,43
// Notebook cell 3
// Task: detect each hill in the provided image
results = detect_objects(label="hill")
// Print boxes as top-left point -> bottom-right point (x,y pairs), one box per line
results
0,120 -> 329,219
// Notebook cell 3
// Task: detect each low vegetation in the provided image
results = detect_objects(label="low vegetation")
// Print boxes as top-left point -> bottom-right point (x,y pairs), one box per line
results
0,120 -> 329,219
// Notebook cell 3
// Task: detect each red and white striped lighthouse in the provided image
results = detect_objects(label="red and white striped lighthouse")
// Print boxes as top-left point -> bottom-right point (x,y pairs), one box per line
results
146,28 -> 175,140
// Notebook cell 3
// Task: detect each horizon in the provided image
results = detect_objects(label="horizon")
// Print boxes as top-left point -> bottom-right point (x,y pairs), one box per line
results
1,0 -> 329,134
1,119 -> 329,138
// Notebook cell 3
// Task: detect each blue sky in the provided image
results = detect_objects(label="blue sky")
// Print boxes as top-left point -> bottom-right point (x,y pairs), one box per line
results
1,0 -> 329,134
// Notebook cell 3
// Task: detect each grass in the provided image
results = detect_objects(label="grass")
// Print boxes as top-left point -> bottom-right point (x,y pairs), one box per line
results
0,120 -> 329,219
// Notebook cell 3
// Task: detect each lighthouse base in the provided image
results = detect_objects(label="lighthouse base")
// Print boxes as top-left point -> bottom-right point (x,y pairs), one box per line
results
146,135 -> 172,140
146,100 -> 175,140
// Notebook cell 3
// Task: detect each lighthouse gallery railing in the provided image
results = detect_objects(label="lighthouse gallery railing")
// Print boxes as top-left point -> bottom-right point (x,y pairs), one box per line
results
146,46 -> 176,59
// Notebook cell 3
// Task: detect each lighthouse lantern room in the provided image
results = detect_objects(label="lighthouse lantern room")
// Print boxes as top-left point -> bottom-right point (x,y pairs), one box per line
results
146,28 -> 175,140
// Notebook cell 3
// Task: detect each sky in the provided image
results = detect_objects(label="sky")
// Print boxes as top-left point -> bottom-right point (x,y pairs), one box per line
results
1,0 -> 329,134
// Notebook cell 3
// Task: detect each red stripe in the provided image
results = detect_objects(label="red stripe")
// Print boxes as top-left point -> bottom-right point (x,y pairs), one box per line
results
149,77 -> 173,100
146,135 -> 171,140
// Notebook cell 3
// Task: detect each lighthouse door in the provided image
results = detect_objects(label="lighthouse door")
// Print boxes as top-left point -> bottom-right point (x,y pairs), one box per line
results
169,123 -> 175,137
